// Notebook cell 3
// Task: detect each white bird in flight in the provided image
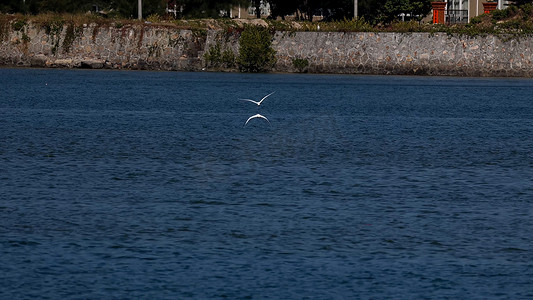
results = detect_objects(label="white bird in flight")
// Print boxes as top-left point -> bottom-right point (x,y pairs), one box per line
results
245,114 -> 270,126
239,91 -> 275,106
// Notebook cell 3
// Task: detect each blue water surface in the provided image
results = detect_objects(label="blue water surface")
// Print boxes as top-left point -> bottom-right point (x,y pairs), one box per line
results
1,68 -> 533,299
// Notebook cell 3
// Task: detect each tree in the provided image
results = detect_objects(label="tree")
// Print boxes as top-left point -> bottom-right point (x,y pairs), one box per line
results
180,0 -> 247,18
0,0 -> 25,14
355,0 -> 430,24
1,0 -> 432,23
266,0 -> 298,19
321,0 -> 355,20
376,0 -> 431,24
509,0 -> 533,7
299,0 -> 320,21
0,0 -> 166,18
109,0 -> 166,18
237,25 -> 276,72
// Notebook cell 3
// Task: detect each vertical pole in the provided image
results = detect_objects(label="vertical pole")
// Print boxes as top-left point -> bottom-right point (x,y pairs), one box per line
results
354,0 -> 358,19
138,0 -> 142,20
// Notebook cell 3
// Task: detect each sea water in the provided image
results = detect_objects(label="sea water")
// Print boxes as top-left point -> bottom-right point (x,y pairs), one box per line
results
1,68 -> 532,299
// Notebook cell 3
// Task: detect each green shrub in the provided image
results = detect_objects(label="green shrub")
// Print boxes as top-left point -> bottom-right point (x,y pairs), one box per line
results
237,25 -> 276,73
265,19 -> 296,32
327,18 -> 374,32
292,58 -> 309,72
146,14 -> 162,23
492,9 -> 510,22
12,19 -> 26,31
388,20 -> 430,33
221,49 -> 236,68
204,42 -> 222,67
522,4 -> 533,18
499,20 -> 523,32
470,16 -> 482,25
39,17 -> 65,55
62,22 -> 82,53
204,43 -> 236,69
22,32 -> 30,42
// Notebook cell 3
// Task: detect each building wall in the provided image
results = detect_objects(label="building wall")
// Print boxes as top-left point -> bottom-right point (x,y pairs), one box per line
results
467,0 -> 511,20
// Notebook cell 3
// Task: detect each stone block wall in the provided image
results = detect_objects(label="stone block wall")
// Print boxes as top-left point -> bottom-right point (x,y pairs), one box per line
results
0,22 -> 205,70
273,31 -> 533,77
1,21 -> 533,77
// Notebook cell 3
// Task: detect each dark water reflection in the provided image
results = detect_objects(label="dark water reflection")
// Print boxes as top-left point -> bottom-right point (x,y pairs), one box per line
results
1,69 -> 532,299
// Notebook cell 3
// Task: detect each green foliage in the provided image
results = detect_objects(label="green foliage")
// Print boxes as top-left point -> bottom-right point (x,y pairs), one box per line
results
354,0 -> 432,25
292,58 -> 309,72
147,43 -> 161,57
204,42 -> 236,69
40,17 -> 65,54
146,14 -> 163,23
7,16 -> 31,43
0,0 -> 166,19
375,0 -> 432,24
492,7 -> 511,22
320,17 -> 375,32
385,20 -> 432,32
180,0 -> 249,18
522,3 -> 533,17
221,49 -> 236,67
190,27 -> 208,39
62,22 -> 82,53
267,0 -> 297,20
204,42 -> 222,67
237,25 -> 276,73
12,19 -> 27,31
470,16 -> 483,25
21,32 -> 30,42
4,0 -> 533,50
509,0 -> 533,7
265,19 -> 295,32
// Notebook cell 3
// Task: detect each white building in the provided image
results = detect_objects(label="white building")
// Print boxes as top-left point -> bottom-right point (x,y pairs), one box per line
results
447,0 -> 511,23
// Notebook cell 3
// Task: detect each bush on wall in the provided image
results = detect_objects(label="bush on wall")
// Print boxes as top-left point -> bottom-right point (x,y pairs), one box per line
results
237,25 -> 276,73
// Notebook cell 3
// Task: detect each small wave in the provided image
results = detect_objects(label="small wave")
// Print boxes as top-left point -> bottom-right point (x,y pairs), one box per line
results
7,240 -> 40,247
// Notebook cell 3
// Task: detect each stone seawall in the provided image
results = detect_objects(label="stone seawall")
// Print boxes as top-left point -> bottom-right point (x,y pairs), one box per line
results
273,31 -> 533,77
0,23 -> 206,70
1,22 -> 532,77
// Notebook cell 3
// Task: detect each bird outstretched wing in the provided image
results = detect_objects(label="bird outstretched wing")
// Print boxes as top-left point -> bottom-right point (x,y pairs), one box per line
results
257,91 -> 275,105
245,114 -> 270,126
239,99 -> 260,105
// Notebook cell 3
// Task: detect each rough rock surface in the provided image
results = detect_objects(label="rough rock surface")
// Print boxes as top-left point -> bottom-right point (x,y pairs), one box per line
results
1,22 -> 532,77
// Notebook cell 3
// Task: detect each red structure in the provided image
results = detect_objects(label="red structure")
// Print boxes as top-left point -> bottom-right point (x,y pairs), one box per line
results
431,2 -> 447,24
483,2 -> 498,14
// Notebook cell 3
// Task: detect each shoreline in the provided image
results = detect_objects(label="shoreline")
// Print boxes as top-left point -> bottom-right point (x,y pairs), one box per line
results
2,21 -> 533,77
